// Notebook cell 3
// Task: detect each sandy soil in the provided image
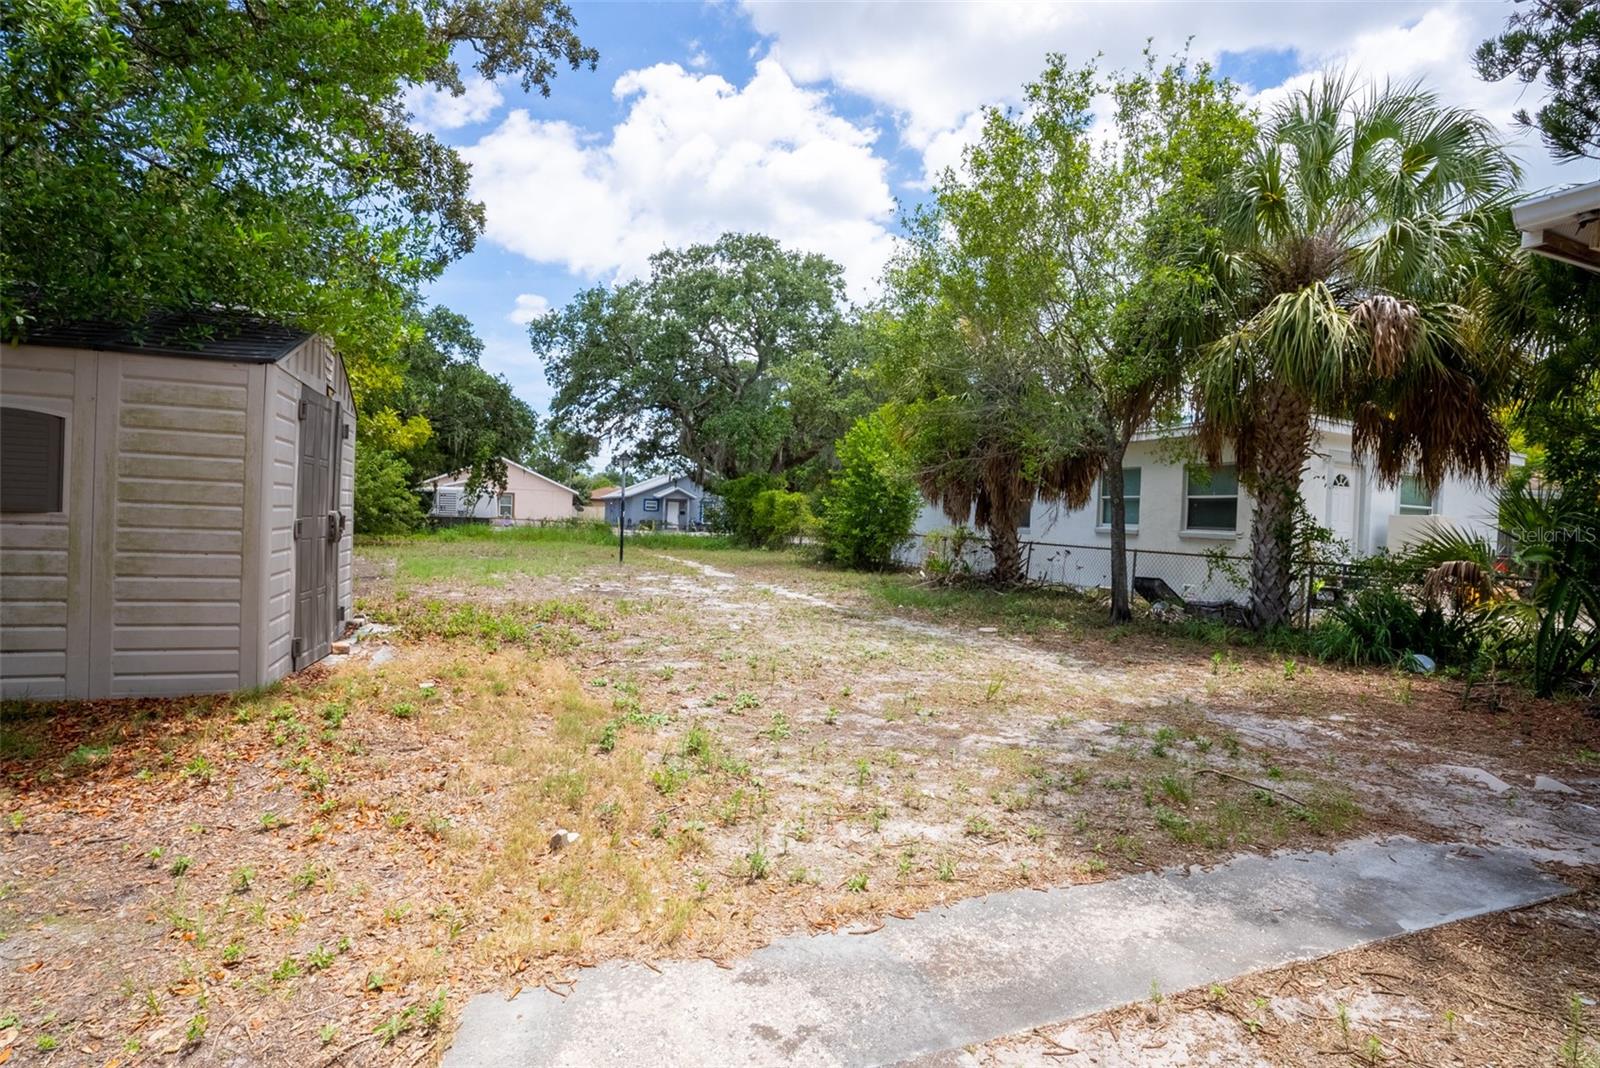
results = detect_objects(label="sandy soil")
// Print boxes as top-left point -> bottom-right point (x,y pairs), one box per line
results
2,542 -> 1595,1065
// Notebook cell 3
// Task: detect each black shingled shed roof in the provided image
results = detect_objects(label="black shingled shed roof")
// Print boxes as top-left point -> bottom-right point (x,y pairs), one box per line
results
17,311 -> 312,364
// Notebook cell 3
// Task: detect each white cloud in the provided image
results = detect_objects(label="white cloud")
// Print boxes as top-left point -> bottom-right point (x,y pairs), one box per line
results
1250,7 -> 1576,191
404,74 -> 505,132
744,0 -> 1586,194
507,292 -> 551,325
462,59 -> 897,296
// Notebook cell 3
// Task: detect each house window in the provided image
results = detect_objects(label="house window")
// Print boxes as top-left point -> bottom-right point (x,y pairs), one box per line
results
1099,468 -> 1142,527
642,497 -> 660,513
1184,464 -> 1239,532
498,493 -> 514,518
1398,474 -> 1435,515
1,407 -> 65,513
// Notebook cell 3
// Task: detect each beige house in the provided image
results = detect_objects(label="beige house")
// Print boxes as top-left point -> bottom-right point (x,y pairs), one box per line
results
1,315 -> 354,700
419,458 -> 577,522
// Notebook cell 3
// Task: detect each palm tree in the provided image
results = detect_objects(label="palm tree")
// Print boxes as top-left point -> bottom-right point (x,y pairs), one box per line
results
1191,77 -> 1524,629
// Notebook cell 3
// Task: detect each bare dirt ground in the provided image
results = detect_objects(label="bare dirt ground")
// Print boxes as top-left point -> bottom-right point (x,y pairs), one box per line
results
2,538 -> 1597,1065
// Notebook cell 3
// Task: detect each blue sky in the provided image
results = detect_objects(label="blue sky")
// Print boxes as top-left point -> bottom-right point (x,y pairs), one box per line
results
411,1 -> 1585,421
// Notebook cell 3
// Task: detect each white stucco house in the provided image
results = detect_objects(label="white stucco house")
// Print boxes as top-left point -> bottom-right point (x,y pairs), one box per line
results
909,420 -> 1516,602
419,458 -> 578,523
1,314 -> 355,700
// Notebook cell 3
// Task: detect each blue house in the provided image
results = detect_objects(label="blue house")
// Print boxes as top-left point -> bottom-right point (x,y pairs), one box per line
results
592,474 -> 714,529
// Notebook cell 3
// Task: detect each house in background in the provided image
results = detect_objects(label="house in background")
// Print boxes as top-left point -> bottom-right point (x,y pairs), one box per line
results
591,474 -> 711,529
909,419 -> 1516,602
419,458 -> 578,523
1,314 -> 354,700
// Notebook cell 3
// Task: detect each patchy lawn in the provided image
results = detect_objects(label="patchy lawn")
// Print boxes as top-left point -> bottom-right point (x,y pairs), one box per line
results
2,532 -> 1597,1065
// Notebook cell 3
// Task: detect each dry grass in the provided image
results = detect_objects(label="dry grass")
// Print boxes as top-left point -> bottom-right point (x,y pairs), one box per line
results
1,535 -> 1595,1066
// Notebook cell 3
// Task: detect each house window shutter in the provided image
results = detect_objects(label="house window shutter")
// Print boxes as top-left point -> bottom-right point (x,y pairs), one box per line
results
1,407 -> 66,513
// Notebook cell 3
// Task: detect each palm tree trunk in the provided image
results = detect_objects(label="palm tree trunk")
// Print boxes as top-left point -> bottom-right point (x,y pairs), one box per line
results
990,522 -> 1023,585
1247,384 -> 1313,630
1106,439 -> 1131,623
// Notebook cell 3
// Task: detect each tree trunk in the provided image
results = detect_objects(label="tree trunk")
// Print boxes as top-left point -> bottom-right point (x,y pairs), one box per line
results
1247,383 -> 1313,630
989,522 -> 1023,586
1106,439 -> 1132,623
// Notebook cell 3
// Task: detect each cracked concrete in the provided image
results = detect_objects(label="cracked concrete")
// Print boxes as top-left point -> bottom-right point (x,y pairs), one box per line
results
442,837 -> 1568,1068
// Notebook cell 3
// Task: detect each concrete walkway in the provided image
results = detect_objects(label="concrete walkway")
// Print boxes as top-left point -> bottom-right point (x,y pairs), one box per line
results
442,837 -> 1568,1068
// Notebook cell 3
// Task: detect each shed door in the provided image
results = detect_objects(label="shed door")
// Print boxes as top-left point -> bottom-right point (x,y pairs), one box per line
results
293,386 -> 340,669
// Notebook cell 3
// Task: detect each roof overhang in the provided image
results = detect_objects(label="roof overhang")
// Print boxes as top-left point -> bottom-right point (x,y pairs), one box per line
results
1512,180 -> 1600,273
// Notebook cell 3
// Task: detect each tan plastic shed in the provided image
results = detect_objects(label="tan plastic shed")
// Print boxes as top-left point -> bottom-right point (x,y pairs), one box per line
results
0,314 -> 355,700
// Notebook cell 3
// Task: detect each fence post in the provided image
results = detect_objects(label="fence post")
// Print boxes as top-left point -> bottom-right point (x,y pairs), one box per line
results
1130,549 -> 1138,599
1303,562 -> 1314,628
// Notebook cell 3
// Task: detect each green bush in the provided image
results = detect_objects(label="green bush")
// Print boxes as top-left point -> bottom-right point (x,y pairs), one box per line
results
1309,586 -> 1483,669
820,412 -> 922,570
749,489 -> 814,548
354,447 -> 424,534
710,474 -> 784,542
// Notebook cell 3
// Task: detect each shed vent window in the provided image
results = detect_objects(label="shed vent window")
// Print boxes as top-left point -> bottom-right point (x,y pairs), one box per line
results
1,407 -> 65,513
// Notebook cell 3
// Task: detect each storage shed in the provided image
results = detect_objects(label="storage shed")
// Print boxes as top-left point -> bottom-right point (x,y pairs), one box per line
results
1,314 -> 355,700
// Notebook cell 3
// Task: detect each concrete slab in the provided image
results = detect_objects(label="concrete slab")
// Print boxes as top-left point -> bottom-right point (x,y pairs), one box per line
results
1436,764 -> 1514,794
442,837 -> 1568,1068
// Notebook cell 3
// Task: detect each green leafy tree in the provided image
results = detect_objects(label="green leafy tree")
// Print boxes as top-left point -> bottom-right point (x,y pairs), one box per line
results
366,307 -> 539,495
1475,0 -> 1600,163
880,164 -> 1097,585
881,54 -> 1250,595
995,52 -> 1255,619
354,448 -> 426,534
2,0 -> 595,388
820,409 -> 922,570
1186,77 -> 1523,629
532,233 -> 871,480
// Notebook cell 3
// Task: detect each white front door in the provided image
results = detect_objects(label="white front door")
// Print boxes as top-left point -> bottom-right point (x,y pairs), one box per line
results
1328,466 -> 1357,551
665,499 -> 681,528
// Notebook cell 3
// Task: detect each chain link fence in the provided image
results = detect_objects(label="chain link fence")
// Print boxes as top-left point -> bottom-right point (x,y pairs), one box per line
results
896,532 -> 1314,622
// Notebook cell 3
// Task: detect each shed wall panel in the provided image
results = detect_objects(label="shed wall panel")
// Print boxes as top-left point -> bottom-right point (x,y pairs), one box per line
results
261,367 -> 301,682
105,357 -> 250,695
0,345 -> 94,699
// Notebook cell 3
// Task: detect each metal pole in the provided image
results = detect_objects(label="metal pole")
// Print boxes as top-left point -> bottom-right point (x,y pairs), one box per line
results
618,462 -> 626,564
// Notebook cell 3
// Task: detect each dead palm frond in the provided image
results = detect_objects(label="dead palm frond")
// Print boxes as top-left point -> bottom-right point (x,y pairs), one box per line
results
1422,559 -> 1495,612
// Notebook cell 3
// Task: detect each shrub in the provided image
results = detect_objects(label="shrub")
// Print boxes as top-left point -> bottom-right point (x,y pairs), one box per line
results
710,473 -> 783,542
748,489 -> 814,548
820,411 -> 922,570
1310,586 -> 1484,668
921,525 -> 981,584
354,447 -> 424,534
